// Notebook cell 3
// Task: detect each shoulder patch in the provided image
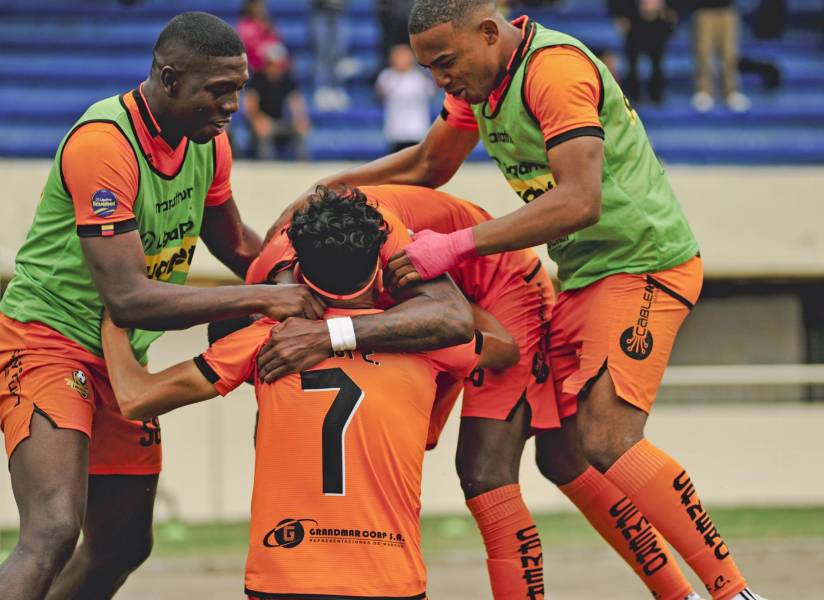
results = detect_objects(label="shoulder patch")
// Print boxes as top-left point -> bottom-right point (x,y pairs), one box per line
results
91,189 -> 118,218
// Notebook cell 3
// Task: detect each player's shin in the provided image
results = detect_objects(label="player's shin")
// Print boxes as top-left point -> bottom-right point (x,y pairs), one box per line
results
466,484 -> 546,599
605,439 -> 748,600
559,466 -> 695,600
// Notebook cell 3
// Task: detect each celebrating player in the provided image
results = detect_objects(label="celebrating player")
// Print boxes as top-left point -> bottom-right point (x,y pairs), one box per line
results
0,12 -> 472,600
99,191 -> 519,599
266,2 -> 767,599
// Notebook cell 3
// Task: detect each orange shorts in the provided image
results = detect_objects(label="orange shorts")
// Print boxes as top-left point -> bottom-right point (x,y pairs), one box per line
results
550,256 -> 703,417
0,314 -> 162,474
427,267 -> 558,449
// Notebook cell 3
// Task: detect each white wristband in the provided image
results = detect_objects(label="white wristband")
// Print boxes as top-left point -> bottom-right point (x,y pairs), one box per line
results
327,317 -> 357,352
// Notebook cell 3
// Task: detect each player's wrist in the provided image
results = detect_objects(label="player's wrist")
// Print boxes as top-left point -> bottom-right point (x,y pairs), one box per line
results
326,317 -> 357,352
449,227 -> 478,262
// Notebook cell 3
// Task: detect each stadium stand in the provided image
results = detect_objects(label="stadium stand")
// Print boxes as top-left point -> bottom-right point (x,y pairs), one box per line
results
0,0 -> 822,163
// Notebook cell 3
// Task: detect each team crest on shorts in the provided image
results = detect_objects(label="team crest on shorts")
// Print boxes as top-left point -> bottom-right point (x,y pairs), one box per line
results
91,189 -> 118,218
65,370 -> 89,399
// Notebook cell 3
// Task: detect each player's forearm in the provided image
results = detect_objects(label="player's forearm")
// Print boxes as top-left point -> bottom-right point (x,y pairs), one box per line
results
206,221 -> 263,279
472,184 -> 601,256
353,281 -> 474,352
107,282 -> 270,330
318,144 -> 444,189
100,322 -> 158,419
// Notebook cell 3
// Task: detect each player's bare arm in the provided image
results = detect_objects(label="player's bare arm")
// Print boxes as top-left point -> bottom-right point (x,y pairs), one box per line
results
256,274 -> 474,382
472,305 -> 519,369
101,315 -> 217,420
265,118 -> 478,242
200,195 -> 263,279
80,231 -> 324,330
388,136 -> 604,287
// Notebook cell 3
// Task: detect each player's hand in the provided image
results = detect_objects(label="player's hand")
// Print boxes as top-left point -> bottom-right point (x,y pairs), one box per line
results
256,317 -> 332,382
264,187 -> 316,245
259,284 -> 326,321
388,228 -> 477,288
387,250 -> 423,289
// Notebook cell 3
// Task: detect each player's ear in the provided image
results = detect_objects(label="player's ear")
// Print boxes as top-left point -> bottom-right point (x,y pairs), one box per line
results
159,65 -> 179,96
478,17 -> 500,46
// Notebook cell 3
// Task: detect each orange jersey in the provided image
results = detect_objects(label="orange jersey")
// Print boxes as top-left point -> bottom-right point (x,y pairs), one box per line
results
441,16 -> 602,150
198,309 -> 480,599
63,85 -> 233,230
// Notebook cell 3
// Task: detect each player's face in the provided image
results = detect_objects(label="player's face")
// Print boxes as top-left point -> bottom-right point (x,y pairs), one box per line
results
173,55 -> 249,143
411,21 -> 501,105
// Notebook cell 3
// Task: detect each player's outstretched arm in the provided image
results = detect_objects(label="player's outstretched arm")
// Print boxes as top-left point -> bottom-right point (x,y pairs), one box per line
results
265,118 -> 479,242
101,315 -> 217,420
80,231 -> 324,330
389,136 -> 604,287
200,196 -> 263,279
256,274 -> 474,382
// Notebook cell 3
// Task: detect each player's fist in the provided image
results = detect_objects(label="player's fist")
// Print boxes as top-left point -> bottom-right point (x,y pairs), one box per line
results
258,284 -> 326,321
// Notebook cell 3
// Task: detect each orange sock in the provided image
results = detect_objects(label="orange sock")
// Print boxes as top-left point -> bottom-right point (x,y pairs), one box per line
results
606,439 -> 747,600
466,484 -> 545,599
560,466 -> 693,600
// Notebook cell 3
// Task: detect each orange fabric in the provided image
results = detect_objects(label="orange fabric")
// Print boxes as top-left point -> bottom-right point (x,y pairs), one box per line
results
442,18 -> 602,146
550,256 -> 703,418
559,467 -> 693,600
466,484 -> 545,599
62,87 -> 232,226
362,186 -> 559,438
201,308 -> 477,598
0,314 -> 162,474
606,439 -> 747,600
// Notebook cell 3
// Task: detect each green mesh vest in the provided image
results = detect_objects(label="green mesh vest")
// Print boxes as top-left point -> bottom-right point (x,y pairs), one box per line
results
0,93 -> 216,363
471,19 -> 698,291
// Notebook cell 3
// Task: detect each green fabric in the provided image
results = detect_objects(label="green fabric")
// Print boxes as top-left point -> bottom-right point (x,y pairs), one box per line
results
471,20 -> 699,290
1,93 -> 215,363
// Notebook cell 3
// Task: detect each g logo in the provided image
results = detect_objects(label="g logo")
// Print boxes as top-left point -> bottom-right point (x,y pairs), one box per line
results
263,518 -> 317,549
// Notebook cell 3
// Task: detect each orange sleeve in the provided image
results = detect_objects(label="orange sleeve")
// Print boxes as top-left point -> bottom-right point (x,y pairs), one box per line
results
205,132 -> 233,207
61,122 -> 139,235
196,319 -> 275,395
424,333 -> 481,379
245,228 -> 296,284
524,46 -> 604,150
440,93 -> 478,131
378,207 -> 412,264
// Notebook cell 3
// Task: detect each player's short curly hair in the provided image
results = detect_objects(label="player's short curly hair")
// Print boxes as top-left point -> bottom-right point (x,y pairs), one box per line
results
153,12 -> 245,68
408,0 -> 496,34
288,185 -> 389,296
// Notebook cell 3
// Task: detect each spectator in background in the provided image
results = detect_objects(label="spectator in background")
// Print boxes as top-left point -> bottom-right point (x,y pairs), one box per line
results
691,0 -> 750,112
312,0 -> 350,111
378,0 -> 414,66
610,0 -> 677,104
375,44 -> 435,152
237,0 -> 282,73
244,43 -> 311,160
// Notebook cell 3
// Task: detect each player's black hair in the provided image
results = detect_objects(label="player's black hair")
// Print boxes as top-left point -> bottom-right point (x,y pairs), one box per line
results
408,0 -> 496,34
152,12 -> 245,68
288,185 -> 389,296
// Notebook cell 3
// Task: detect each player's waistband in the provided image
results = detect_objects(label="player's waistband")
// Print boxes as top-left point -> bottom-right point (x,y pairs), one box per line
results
246,589 -> 427,600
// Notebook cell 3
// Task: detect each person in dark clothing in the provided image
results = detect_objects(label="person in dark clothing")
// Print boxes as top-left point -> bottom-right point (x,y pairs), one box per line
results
243,43 -> 311,160
377,0 -> 414,65
609,0 -> 677,104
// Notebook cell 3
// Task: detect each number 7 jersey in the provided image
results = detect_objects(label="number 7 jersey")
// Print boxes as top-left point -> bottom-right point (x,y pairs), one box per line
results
196,309 -> 480,599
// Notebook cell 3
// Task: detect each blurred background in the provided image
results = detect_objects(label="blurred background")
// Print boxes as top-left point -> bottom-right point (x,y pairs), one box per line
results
1,0 -> 823,598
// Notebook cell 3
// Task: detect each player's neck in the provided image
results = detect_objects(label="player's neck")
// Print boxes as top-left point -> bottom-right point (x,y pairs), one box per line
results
498,19 -> 523,66
140,79 -> 185,148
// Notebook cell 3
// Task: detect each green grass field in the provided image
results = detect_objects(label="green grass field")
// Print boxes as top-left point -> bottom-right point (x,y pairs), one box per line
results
4,505 -> 820,558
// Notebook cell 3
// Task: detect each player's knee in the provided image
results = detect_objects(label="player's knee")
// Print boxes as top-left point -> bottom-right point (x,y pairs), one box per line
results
535,449 -> 583,485
22,518 -> 81,570
120,531 -> 153,570
457,462 -> 517,499
579,427 -> 624,473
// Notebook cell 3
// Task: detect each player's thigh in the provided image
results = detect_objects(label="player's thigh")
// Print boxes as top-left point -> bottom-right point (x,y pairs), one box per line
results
534,414 -> 589,485
82,473 -> 158,553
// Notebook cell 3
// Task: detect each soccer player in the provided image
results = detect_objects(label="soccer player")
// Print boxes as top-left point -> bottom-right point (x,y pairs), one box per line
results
0,12 -> 471,600
99,191 -> 519,599
265,2 -> 767,599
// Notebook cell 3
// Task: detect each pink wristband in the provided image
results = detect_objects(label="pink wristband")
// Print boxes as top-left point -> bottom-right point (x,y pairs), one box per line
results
405,227 -> 478,280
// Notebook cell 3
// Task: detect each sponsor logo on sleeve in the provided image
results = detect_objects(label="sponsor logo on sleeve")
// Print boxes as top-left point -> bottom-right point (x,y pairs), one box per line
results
91,189 -> 118,218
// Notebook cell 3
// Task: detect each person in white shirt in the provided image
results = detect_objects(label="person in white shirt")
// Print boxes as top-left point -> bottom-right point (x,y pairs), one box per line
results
376,44 -> 436,152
